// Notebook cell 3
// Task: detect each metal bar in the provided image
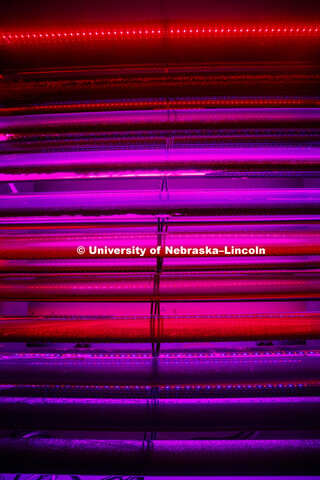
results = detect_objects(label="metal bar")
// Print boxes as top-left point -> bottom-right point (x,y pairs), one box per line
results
0,439 -> 318,474
0,397 -> 319,431
0,353 -> 319,386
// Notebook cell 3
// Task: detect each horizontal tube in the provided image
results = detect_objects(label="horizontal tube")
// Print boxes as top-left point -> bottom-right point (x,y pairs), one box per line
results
0,274 -> 319,301
1,215 -> 318,228
0,353 -> 318,386
2,68 -> 319,104
1,232 -> 320,259
0,397 -> 319,431
0,313 -> 319,342
0,257 -> 319,273
1,108 -> 320,134
1,146 -> 320,173
1,170 -> 319,182
3,130 -> 320,161
0,439 -> 318,474
0,189 -> 319,216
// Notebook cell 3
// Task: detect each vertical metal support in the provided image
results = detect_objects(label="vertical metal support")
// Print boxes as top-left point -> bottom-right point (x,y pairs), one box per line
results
145,177 -> 169,442
150,216 -> 165,356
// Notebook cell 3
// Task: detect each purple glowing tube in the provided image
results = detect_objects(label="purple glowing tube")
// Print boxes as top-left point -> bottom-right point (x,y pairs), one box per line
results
0,189 -> 319,216
1,146 -> 320,176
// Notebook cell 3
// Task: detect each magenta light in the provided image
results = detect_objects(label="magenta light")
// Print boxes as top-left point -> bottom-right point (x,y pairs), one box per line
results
1,146 -> 320,178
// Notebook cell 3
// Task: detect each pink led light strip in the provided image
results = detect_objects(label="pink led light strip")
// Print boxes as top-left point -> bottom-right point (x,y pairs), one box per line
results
1,25 -> 320,44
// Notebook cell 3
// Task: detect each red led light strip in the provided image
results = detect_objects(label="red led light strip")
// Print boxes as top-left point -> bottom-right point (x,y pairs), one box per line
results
3,98 -> 319,116
1,25 -> 319,44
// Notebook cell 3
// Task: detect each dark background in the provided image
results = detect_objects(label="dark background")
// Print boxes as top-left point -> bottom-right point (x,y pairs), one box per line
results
1,0 -> 320,29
